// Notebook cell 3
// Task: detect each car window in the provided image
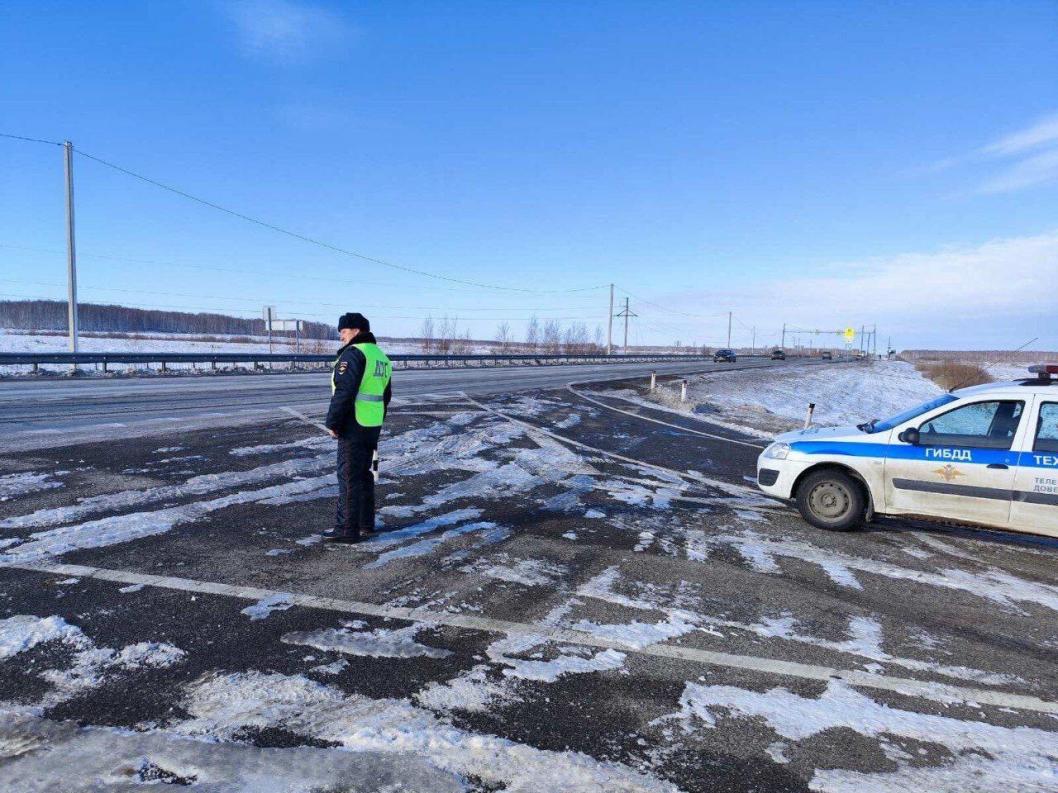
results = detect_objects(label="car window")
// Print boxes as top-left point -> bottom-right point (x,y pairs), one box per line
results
918,400 -> 1024,449
1035,403 -> 1058,453
870,393 -> 958,433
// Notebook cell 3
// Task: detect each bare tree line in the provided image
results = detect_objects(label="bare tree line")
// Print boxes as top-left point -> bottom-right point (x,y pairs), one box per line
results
0,300 -> 335,340
419,314 -> 604,355
417,316 -> 473,355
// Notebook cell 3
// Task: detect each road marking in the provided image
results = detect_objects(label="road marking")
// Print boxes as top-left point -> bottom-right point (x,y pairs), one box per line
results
390,411 -> 479,417
567,385 -> 765,449
5,559 -> 1057,716
280,406 -> 331,434
463,394 -> 762,499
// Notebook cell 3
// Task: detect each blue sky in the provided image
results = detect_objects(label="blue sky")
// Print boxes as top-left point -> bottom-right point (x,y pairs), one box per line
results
2,0 -> 1057,350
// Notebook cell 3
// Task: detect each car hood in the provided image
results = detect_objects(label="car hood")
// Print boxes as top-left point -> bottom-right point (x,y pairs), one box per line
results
774,424 -> 866,444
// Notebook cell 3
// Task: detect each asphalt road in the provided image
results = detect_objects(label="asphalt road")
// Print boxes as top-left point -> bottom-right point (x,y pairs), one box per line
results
0,374 -> 1055,792
0,357 -> 794,450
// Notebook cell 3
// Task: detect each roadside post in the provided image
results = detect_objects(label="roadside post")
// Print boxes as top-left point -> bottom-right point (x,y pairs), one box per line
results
263,306 -> 276,369
650,371 -> 656,392
804,403 -> 815,429
680,380 -> 687,402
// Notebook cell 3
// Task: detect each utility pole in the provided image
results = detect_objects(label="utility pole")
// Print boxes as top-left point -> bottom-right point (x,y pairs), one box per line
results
727,311 -> 732,348
64,141 -> 79,356
781,323 -> 786,350
615,297 -> 637,352
606,283 -> 614,355
751,326 -> 756,353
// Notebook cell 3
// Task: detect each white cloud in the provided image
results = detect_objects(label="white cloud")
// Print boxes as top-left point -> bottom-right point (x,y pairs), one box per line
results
931,112 -> 1058,194
977,148 -> 1058,194
979,113 -> 1058,157
225,0 -> 353,63
666,231 -> 1058,348
760,231 -> 1056,319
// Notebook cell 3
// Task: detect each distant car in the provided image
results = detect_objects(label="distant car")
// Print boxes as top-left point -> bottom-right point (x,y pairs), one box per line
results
714,349 -> 737,363
756,364 -> 1058,536
821,351 -> 833,360
771,349 -> 786,360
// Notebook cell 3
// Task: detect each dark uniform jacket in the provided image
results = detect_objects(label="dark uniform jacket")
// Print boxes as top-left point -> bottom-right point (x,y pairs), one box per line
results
325,331 -> 392,441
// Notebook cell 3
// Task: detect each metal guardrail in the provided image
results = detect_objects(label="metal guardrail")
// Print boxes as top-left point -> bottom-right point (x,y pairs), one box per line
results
0,351 -> 776,375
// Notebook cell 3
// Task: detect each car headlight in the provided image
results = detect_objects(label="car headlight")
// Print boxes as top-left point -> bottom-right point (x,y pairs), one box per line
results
763,442 -> 790,460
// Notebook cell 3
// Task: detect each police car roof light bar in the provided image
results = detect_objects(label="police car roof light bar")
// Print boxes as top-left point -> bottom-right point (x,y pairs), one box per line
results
1028,364 -> 1058,381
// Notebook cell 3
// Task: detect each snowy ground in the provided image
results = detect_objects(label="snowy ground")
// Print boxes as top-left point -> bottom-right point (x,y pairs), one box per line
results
629,360 -> 943,436
0,380 -> 1056,791
0,328 -> 432,356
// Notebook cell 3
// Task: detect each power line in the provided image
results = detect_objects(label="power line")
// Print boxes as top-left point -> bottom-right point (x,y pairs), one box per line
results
70,147 -> 607,295
0,243 -> 540,295
0,289 -> 600,324
0,132 -> 63,147
2,132 -> 607,295
614,286 -> 728,319
0,276 -> 599,315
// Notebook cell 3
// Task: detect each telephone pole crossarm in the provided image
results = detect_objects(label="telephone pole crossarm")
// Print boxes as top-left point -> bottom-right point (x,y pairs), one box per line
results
614,297 -> 637,352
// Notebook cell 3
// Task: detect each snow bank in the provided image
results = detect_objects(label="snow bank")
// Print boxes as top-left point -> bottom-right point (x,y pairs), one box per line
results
647,361 -> 941,434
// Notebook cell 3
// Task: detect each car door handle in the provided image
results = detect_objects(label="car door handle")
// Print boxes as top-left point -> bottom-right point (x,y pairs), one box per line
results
987,463 -> 1009,470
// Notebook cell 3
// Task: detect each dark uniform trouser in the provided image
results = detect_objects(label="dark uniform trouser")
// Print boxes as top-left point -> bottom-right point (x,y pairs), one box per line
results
336,436 -> 376,535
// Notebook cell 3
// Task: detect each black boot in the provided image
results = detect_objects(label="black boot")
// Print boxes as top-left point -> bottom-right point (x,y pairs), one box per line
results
322,528 -> 360,543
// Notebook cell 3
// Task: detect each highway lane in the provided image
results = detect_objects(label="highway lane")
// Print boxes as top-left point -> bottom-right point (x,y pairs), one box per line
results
0,358 -> 800,449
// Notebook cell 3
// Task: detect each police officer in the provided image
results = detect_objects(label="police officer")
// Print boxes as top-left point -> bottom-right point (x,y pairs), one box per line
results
322,312 -> 392,543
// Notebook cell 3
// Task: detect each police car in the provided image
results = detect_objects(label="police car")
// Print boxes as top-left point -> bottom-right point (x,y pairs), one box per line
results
756,364 -> 1058,537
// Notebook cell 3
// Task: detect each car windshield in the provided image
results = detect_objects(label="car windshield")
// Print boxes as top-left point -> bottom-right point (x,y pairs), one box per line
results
864,394 -> 959,433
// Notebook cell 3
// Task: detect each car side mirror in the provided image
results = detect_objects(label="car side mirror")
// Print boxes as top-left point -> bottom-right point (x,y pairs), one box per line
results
898,428 -> 920,445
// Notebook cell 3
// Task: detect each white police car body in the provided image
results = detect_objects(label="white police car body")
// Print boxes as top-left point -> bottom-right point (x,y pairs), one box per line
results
756,365 -> 1058,537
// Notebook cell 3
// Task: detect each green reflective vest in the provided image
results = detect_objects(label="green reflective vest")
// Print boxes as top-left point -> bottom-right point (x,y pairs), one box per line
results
332,343 -> 391,428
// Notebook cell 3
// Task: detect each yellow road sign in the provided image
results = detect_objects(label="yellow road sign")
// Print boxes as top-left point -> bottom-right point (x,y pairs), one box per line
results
843,327 -> 855,342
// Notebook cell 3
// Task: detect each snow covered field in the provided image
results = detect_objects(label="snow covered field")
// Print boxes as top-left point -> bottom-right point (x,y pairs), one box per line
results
0,328 -> 491,375
639,361 -> 944,435
0,328 -> 429,357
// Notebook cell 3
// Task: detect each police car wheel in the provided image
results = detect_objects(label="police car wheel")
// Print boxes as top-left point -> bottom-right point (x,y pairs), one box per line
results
796,470 -> 865,531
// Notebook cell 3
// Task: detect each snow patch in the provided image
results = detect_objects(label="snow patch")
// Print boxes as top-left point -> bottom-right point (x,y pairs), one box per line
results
177,670 -> 676,792
0,614 -> 88,660
281,624 -> 452,659
459,555 -> 568,587
0,472 -> 63,501
675,679 -> 1058,792
0,708 -> 466,793
4,475 -> 333,561
501,648 -> 626,682
241,594 -> 294,621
